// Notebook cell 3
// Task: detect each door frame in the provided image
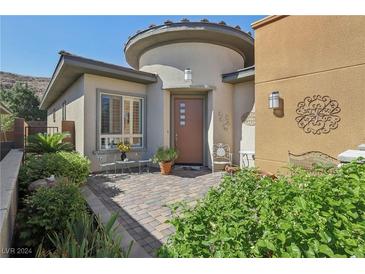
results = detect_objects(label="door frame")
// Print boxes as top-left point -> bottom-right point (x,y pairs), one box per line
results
170,94 -> 208,166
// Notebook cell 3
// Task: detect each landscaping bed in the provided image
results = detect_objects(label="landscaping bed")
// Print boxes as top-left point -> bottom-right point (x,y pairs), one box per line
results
12,133 -> 131,258
159,161 -> 365,258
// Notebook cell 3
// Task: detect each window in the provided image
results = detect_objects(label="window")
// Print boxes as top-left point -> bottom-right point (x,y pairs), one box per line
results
62,101 -> 66,120
99,93 -> 144,150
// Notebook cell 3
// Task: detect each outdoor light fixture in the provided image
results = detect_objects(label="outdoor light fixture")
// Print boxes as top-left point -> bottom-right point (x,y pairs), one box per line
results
184,68 -> 192,81
268,91 -> 280,109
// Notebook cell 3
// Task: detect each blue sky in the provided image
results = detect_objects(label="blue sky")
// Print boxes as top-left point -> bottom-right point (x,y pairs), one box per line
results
1,16 -> 264,77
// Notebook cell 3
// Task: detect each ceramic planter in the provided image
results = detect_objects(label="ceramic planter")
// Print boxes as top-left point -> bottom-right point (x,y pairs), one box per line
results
159,161 -> 172,175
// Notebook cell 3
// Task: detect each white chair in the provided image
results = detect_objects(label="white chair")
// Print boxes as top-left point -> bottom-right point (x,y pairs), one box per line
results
239,150 -> 255,168
212,143 -> 232,173
132,152 -> 152,174
95,152 -> 116,175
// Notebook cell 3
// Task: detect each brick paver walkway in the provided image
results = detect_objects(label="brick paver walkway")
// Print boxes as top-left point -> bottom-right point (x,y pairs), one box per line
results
87,167 -> 222,256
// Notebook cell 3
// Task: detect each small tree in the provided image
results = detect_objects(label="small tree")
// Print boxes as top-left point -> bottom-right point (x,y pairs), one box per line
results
0,113 -> 15,141
0,82 -> 46,121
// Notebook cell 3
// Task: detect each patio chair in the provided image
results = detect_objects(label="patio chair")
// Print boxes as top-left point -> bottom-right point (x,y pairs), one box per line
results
95,152 -> 116,175
212,143 -> 232,173
136,153 -> 152,174
288,151 -> 339,170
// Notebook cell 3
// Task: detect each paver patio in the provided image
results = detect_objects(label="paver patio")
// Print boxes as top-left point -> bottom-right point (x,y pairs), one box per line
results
86,167 -> 222,256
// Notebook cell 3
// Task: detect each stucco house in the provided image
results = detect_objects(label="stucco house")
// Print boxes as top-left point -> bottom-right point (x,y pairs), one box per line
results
40,16 -> 365,173
252,15 -> 365,173
40,20 -> 256,171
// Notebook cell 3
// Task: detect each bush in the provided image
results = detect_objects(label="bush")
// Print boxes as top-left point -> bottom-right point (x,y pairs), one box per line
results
19,151 -> 90,186
18,181 -> 87,247
36,213 -> 132,258
159,161 -> 365,258
26,132 -> 74,154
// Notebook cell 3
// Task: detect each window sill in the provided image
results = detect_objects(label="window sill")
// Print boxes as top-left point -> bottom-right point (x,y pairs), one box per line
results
93,148 -> 146,155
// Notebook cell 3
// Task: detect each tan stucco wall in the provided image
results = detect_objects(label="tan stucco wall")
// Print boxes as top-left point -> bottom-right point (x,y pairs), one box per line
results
233,81 -> 255,165
254,16 -> 365,173
47,76 -> 85,154
83,74 -> 147,171
139,42 -> 245,167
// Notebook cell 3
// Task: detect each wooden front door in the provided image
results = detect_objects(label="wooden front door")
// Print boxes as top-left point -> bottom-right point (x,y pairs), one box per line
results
174,98 -> 203,165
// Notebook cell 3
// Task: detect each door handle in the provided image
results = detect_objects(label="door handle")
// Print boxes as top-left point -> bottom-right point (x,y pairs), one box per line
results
175,134 -> 178,143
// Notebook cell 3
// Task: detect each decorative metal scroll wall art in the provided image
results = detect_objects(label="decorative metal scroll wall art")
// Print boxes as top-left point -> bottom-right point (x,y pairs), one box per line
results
295,95 -> 341,135
218,111 -> 230,131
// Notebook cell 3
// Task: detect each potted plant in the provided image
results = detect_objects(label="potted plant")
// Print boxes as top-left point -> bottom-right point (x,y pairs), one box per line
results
152,147 -> 178,175
117,141 -> 131,161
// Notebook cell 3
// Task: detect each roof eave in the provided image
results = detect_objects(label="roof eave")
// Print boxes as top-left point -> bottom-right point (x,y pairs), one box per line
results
40,54 -> 157,110
251,15 -> 288,30
222,66 -> 255,84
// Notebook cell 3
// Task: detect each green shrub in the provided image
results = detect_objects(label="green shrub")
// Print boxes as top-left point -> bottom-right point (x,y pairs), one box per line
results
152,147 -> 178,163
18,181 -> 87,247
36,213 -> 133,258
26,132 -> 74,154
159,161 -> 365,258
19,151 -> 90,186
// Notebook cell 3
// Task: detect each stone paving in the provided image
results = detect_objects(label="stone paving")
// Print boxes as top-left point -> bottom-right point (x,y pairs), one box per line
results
87,167 -> 222,256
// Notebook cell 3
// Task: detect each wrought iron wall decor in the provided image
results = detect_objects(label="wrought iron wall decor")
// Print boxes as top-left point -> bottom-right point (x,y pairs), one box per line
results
242,111 -> 256,126
218,111 -> 230,131
295,95 -> 341,135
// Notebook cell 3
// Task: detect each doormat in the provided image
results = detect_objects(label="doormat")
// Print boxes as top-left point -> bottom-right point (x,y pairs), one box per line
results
174,165 -> 203,171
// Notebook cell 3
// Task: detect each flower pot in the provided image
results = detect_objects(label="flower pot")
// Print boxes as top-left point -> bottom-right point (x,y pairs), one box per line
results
120,152 -> 127,161
159,161 -> 173,175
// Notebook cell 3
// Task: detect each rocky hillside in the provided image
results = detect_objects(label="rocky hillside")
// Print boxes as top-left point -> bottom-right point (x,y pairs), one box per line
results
0,71 -> 50,98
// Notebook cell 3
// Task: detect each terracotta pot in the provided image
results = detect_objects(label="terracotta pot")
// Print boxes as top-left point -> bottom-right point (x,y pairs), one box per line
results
159,161 -> 173,175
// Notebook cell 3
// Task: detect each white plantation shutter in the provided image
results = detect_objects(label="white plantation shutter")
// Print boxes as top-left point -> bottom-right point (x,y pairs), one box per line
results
100,93 -> 144,150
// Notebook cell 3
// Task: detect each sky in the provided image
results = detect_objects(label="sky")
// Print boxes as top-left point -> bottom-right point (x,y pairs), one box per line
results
0,15 -> 264,77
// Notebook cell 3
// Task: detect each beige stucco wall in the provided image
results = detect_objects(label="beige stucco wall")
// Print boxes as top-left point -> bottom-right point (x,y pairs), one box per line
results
139,42 -> 245,167
83,74 -> 147,171
47,76 -> 85,154
254,16 -> 365,173
233,81 -> 255,165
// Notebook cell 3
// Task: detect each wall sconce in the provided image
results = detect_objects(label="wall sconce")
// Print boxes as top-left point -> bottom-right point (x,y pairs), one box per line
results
184,68 -> 192,82
268,91 -> 280,109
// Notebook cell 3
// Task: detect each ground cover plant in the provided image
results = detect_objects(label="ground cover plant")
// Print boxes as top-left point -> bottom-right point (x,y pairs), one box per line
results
17,181 -> 87,247
19,151 -> 90,187
159,160 -> 365,258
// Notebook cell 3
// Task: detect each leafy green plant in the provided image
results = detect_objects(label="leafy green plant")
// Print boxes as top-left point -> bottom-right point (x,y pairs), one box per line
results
36,213 -> 133,258
159,160 -> 365,258
19,151 -> 90,186
0,113 -> 15,132
18,181 -> 87,247
26,132 -> 74,154
152,147 -> 178,163
0,82 -> 46,121
0,113 -> 15,141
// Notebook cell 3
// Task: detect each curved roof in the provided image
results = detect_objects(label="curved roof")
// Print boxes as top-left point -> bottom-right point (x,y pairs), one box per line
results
124,21 -> 254,69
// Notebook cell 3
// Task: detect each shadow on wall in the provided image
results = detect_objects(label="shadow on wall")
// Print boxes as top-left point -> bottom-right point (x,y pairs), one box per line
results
274,98 -> 285,118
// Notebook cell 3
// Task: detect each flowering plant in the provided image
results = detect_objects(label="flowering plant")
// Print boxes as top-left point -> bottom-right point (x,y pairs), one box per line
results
117,142 -> 131,153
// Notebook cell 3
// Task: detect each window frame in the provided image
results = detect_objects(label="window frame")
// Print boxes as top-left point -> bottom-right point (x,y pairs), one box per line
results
52,108 -> 56,123
97,89 -> 146,151
62,101 -> 67,121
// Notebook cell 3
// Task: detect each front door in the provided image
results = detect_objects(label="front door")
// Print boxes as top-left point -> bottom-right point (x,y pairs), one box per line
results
174,98 -> 203,165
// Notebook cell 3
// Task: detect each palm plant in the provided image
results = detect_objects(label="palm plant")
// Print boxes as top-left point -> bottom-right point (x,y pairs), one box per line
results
26,132 -> 74,154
